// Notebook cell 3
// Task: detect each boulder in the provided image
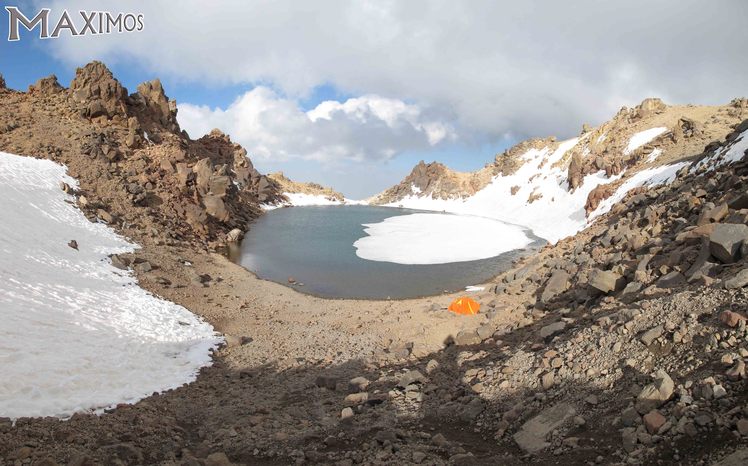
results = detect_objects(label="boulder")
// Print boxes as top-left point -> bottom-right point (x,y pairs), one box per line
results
513,403 -> 576,453
203,195 -> 229,222
455,329 -> 481,345
397,370 -> 425,388
724,268 -> 748,289
636,370 -> 674,413
588,269 -> 625,294
541,270 -> 570,302
539,321 -> 566,339
709,224 -> 748,263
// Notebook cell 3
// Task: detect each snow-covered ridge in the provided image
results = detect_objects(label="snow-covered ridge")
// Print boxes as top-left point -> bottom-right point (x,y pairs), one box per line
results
381,136 -> 616,243
263,192 -> 366,209
0,152 -> 221,419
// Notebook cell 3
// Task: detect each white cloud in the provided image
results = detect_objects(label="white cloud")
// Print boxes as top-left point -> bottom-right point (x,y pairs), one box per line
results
37,0 -> 748,142
177,87 -> 454,162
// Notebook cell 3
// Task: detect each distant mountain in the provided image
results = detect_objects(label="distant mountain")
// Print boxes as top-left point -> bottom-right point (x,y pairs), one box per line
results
267,172 -> 346,205
370,98 -> 748,242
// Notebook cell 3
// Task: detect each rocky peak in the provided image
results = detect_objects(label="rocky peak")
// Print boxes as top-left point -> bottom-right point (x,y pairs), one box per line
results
28,75 -> 63,95
632,97 -> 667,120
0,74 -> 7,90
133,79 -> 180,133
69,61 -> 128,120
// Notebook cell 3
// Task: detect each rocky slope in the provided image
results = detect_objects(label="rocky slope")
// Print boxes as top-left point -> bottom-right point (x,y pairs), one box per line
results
370,98 -> 748,242
268,171 -> 346,203
0,61 -> 284,252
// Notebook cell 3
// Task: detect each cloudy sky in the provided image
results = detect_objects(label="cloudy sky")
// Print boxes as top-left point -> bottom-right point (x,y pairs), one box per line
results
1,1 -> 746,197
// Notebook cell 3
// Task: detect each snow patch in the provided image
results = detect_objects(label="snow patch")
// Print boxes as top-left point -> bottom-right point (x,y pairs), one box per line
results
589,162 -> 688,220
384,137 -> 626,243
646,148 -> 663,163
353,213 -> 532,265
0,152 -> 221,419
624,127 -> 667,155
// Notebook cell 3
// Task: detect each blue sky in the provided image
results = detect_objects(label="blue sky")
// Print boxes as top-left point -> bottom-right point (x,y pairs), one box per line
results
1,1 -> 745,197
0,30 -> 513,198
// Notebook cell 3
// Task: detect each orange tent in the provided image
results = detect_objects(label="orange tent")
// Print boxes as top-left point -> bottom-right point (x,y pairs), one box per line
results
448,297 -> 480,315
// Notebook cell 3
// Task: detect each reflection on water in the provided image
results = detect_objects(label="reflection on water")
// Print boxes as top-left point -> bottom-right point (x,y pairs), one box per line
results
238,205 -> 544,299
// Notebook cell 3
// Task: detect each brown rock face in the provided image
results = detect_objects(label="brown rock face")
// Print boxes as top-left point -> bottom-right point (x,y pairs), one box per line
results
29,75 -> 63,95
69,61 -> 128,119
633,98 -> 667,120
585,183 -> 616,214
134,79 -> 180,132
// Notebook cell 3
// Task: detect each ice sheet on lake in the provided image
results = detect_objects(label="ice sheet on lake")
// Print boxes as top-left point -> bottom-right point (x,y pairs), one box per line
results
353,213 -> 533,264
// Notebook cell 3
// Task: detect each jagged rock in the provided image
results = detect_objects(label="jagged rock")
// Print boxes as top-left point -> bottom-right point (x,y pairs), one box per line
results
698,203 -> 729,225
709,223 -> 748,263
134,79 -> 180,131
724,268 -> 748,289
69,61 -> 128,119
720,310 -> 747,328
633,98 -> 667,120
636,370 -> 674,413
193,158 -> 213,194
541,270 -> 570,302
28,75 -> 63,95
588,269 -> 625,294
567,152 -> 584,191
203,195 -> 229,222
0,74 -> 5,89
176,163 -> 193,186
539,321 -> 566,339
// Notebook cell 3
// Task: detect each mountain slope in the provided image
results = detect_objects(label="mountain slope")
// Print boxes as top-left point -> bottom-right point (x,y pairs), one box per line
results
267,171 -> 348,206
371,98 -> 748,242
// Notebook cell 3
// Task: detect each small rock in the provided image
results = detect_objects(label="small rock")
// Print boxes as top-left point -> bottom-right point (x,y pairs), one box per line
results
641,325 -> 664,345
720,310 -> 747,328
724,268 -> 748,289
340,407 -> 354,420
636,370 -> 674,413
397,370 -> 425,388
643,410 -> 666,434
348,376 -> 369,392
736,419 -> 748,436
540,321 -> 566,339
68,239 -> 78,250
455,329 -> 481,345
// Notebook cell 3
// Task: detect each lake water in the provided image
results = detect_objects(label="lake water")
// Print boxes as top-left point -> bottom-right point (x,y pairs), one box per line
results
238,205 -> 543,299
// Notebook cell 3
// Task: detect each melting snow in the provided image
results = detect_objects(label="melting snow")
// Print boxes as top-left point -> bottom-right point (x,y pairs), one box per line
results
624,127 -> 667,155
353,213 -> 532,265
0,152 -> 221,419
384,137 -> 625,243
646,148 -> 663,163
589,162 -> 688,220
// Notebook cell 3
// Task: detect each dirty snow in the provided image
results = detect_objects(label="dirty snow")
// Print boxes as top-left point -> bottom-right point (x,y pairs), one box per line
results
353,213 -> 532,264
264,192 -> 365,209
0,152 -> 221,419
624,127 -> 667,155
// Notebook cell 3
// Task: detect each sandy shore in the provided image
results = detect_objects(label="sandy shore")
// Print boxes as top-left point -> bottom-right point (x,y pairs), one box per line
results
132,243 -> 526,371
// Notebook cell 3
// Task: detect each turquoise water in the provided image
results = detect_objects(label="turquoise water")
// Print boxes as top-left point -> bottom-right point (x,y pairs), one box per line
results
239,206 -> 543,299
